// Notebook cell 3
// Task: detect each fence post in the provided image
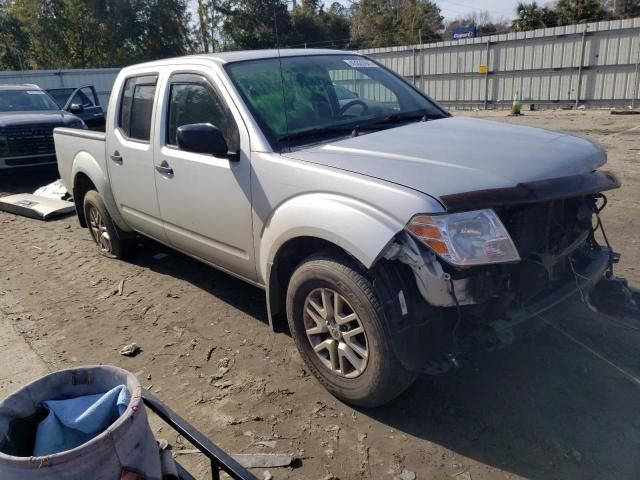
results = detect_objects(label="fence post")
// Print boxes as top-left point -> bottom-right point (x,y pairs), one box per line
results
419,30 -> 424,92
632,32 -> 640,109
412,46 -> 416,86
575,27 -> 588,108
484,40 -> 490,110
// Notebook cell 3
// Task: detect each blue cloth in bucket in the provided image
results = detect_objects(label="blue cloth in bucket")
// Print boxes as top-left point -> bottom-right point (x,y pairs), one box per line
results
33,385 -> 130,456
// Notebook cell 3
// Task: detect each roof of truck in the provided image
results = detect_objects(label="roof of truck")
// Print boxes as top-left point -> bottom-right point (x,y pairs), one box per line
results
127,49 -> 355,70
191,49 -> 353,63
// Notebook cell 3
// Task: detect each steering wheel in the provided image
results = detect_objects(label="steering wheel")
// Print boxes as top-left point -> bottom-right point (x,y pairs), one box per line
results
338,99 -> 369,116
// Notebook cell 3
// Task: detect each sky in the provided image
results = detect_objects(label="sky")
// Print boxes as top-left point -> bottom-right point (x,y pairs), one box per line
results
435,0 -> 519,21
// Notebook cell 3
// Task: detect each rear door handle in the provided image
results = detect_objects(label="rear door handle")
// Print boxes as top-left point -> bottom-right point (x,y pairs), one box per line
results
155,161 -> 174,177
110,151 -> 123,164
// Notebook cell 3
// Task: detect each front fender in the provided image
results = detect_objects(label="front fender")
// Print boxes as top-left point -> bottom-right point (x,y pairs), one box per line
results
259,193 -> 405,283
71,152 -> 131,232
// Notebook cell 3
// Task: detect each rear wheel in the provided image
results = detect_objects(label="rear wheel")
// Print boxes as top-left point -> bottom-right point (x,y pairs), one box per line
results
286,253 -> 417,407
83,190 -> 135,259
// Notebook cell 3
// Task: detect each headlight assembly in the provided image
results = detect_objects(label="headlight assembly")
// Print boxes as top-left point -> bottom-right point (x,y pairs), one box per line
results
406,209 -> 520,267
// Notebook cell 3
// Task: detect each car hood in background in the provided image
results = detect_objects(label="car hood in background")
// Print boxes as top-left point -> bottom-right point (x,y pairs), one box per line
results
0,110 -> 77,128
284,117 -> 608,205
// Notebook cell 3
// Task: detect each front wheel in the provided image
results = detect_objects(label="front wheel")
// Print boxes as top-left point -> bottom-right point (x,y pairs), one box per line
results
83,190 -> 135,259
286,253 -> 417,408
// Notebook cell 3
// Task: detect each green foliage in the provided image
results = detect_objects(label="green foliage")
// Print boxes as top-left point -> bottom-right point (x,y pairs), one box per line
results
222,0 -> 292,50
351,0 -> 443,48
0,1 -> 29,70
512,2 -> 558,31
554,0 -> 609,25
289,0 -> 351,48
0,0 -> 191,70
605,0 -> 640,17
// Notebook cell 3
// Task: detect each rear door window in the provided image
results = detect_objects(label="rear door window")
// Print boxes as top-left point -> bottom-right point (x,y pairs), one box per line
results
119,75 -> 158,142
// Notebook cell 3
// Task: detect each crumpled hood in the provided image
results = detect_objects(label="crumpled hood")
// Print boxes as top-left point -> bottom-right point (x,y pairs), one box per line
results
0,110 -> 77,129
284,117 -> 607,202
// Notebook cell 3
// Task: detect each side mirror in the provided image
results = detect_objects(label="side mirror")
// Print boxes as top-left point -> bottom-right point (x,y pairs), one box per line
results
177,123 -> 230,158
69,103 -> 84,114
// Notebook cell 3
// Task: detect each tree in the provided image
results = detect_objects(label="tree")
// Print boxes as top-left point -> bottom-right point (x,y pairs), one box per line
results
195,0 -> 232,52
289,0 -> 351,48
605,0 -> 640,18
0,1 -> 29,70
350,0 -> 443,48
138,0 -> 192,60
554,0 -> 609,25
222,0 -> 292,50
512,2 -> 558,31
2,0 -> 192,70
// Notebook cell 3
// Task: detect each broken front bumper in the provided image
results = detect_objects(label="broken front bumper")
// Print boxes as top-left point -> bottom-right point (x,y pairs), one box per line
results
489,246 -> 612,345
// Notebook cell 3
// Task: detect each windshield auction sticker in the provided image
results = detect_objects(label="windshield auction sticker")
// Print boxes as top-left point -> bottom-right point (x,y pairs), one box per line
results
344,59 -> 378,68
26,91 -> 46,95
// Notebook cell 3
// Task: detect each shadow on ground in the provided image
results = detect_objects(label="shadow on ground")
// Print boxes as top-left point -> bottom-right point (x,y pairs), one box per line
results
131,237 -> 270,325
0,166 -> 59,196
366,305 -> 640,479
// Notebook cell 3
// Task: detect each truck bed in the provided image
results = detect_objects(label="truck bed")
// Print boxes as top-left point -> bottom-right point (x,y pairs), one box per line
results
53,127 -> 106,194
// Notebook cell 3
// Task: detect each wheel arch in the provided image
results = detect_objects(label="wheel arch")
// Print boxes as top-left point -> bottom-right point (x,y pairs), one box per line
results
260,194 -> 404,331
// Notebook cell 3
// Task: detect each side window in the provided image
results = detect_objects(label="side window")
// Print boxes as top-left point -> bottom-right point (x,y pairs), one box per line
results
119,75 -> 157,142
166,79 -> 239,152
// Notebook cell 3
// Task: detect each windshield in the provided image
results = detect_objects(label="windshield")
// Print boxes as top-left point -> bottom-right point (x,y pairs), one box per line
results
226,54 -> 448,149
0,89 -> 60,113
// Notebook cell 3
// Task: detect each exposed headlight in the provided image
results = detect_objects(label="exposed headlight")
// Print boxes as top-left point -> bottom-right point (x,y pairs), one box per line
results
0,135 -> 8,156
406,209 -> 520,267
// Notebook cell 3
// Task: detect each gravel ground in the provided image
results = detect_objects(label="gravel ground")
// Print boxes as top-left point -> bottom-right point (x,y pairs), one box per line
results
0,110 -> 639,480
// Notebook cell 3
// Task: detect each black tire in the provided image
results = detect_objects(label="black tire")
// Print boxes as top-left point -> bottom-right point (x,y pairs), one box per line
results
286,253 -> 417,408
82,190 -> 135,259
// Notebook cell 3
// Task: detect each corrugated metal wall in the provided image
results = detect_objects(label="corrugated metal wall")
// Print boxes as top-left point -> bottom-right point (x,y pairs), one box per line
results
0,68 -> 120,108
359,18 -> 640,109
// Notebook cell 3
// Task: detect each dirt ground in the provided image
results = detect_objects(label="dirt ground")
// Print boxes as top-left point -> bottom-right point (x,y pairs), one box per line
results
1,110 -> 640,480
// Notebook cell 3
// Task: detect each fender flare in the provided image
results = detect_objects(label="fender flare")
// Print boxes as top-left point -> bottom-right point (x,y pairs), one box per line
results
259,193 -> 405,329
71,152 -> 131,232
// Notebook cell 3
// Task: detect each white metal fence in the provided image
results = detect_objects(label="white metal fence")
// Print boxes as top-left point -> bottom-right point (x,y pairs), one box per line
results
0,68 -> 120,108
359,18 -> 640,109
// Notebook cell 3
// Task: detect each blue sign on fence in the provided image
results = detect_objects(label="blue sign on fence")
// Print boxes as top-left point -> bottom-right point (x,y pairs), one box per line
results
452,27 -> 477,40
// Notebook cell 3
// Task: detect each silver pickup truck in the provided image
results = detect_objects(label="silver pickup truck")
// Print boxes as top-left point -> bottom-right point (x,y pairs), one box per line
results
54,49 -> 624,407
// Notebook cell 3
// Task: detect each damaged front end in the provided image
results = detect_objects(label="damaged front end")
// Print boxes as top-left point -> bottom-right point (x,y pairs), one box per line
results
376,186 -> 636,375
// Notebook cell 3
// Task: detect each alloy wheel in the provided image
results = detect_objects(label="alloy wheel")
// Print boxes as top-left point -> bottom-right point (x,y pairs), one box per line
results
87,206 -> 112,253
303,288 -> 369,378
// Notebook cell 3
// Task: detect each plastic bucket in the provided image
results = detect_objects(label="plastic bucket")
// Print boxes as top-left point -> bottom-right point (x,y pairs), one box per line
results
0,365 -> 163,479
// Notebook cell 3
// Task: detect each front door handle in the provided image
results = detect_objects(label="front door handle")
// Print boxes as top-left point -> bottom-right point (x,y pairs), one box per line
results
155,161 -> 174,177
110,151 -> 123,164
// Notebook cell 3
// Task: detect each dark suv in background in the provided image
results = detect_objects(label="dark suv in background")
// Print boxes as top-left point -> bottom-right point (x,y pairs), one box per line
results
0,84 -> 86,170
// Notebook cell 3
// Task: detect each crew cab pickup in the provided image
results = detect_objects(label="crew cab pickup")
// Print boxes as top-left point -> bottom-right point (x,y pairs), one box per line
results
54,50 -> 623,407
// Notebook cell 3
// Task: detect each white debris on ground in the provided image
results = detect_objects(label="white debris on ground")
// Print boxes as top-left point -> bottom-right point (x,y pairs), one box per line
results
33,179 -> 69,200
